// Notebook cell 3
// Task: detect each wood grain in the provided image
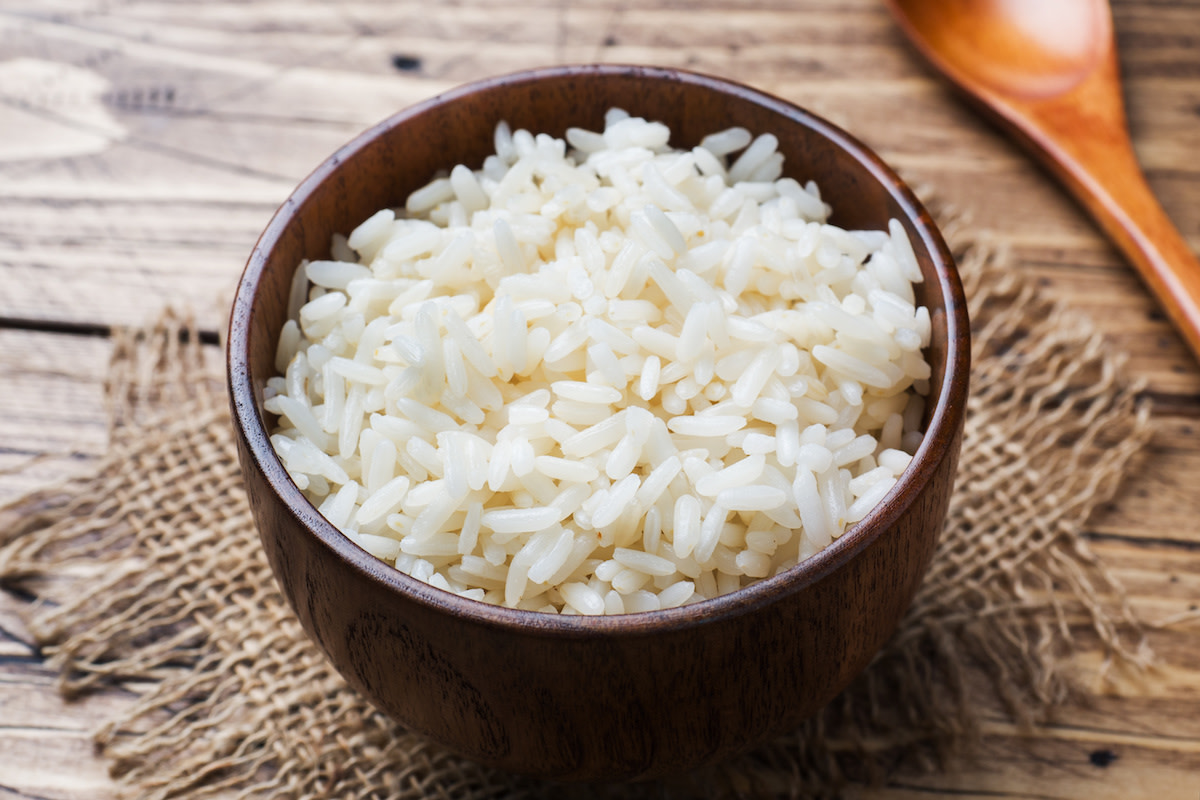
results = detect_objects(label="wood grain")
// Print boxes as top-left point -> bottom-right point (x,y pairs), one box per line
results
2,0 -> 1199,796
0,331 -> 110,502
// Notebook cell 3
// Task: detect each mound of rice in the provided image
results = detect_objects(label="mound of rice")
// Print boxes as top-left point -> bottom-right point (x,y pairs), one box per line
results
265,109 -> 932,615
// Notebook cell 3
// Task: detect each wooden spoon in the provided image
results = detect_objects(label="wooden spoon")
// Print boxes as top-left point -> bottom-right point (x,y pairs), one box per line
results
886,0 -> 1200,361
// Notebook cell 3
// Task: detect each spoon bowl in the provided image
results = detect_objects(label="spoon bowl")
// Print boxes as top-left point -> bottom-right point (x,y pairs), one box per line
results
898,0 -> 1110,98
887,0 -> 1200,362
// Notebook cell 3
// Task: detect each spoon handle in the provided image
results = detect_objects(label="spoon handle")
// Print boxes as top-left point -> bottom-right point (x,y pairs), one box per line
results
974,40 -> 1200,363
1035,122 -> 1200,362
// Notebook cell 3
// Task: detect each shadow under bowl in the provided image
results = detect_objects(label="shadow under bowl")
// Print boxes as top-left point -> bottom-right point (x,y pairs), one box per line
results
228,64 -> 970,782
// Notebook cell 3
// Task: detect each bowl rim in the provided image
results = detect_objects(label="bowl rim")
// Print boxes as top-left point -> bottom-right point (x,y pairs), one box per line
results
228,63 -> 970,638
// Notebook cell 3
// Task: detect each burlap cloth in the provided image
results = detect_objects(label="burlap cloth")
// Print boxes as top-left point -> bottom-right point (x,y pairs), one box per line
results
0,216 -> 1154,798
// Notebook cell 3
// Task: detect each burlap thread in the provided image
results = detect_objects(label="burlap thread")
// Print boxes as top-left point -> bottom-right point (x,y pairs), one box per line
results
0,222 -> 1153,798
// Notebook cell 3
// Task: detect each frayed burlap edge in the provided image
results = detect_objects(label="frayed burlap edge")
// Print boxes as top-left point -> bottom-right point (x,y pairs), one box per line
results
0,228 -> 1153,799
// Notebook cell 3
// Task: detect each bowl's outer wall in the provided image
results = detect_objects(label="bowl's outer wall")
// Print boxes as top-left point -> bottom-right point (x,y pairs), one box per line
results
230,66 -> 968,781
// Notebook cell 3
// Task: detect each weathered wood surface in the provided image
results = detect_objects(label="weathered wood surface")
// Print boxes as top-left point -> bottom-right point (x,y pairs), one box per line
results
1,0 -> 1198,797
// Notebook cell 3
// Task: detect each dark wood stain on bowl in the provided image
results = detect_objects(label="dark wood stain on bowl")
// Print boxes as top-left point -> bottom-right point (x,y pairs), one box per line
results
228,64 -> 969,781
344,611 -> 508,760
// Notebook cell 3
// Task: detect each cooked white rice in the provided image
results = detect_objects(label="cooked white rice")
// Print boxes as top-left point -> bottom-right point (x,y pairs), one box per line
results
265,109 -> 933,615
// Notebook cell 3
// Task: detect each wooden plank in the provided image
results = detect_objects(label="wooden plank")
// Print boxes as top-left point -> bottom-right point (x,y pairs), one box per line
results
918,714 -> 1200,798
0,597 -> 122,800
0,331 -> 110,502
0,726 -> 119,800
1087,434 -> 1200,545
847,642 -> 1200,798
852,731 -> 1200,800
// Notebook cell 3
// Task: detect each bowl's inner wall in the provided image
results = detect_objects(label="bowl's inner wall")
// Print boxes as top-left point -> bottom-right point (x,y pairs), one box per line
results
247,68 -> 952,435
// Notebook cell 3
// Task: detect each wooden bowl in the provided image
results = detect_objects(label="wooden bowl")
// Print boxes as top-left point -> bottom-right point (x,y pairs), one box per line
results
228,64 -> 969,781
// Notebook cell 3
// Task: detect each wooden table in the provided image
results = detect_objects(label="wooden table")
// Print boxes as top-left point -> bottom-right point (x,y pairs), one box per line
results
1,0 -> 1198,797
